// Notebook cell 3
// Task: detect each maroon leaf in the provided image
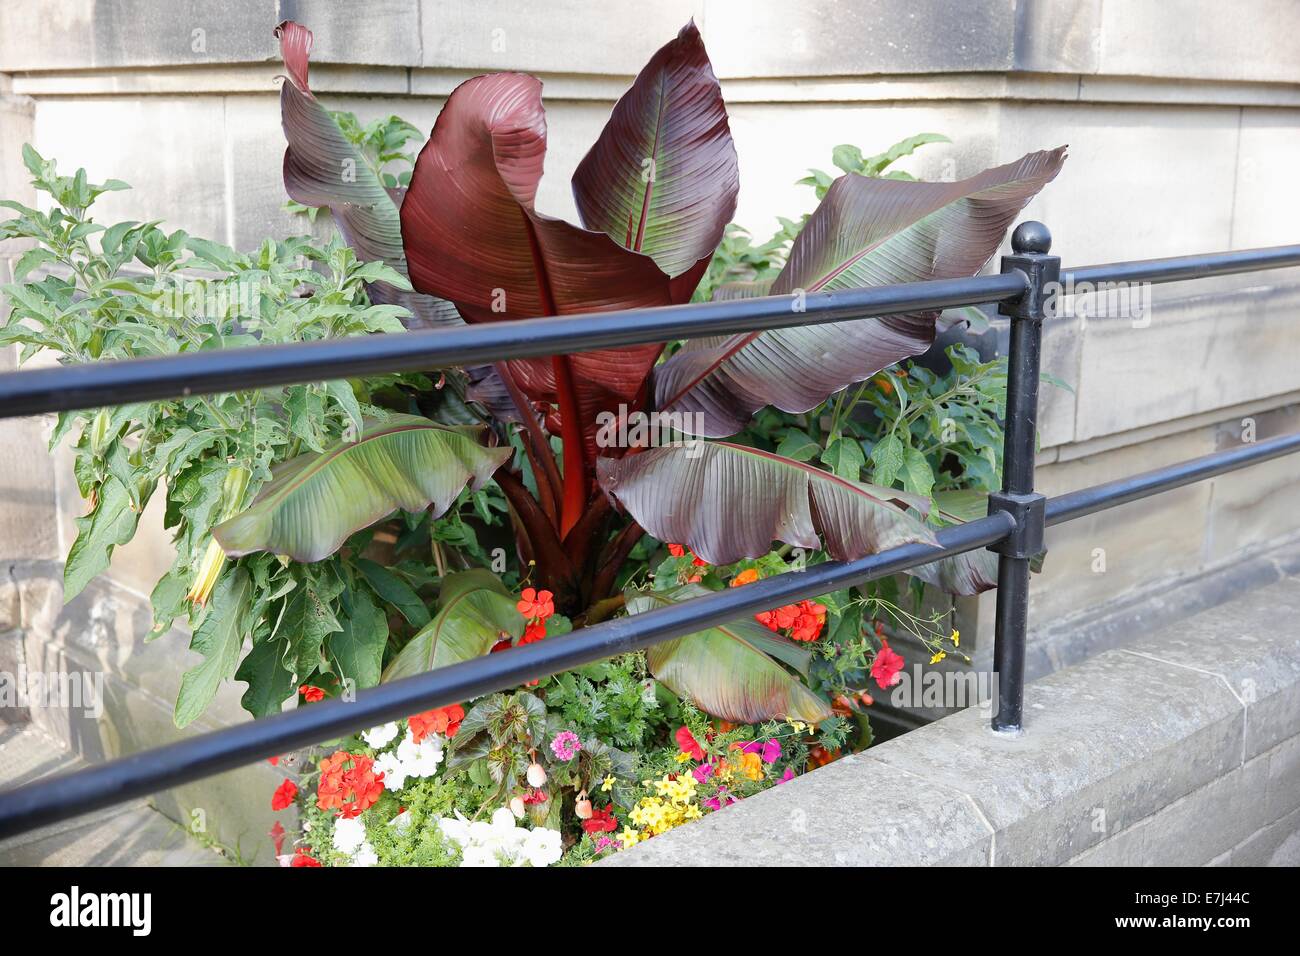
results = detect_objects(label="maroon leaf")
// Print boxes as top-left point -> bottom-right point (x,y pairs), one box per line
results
572,20 -> 738,285
597,441 -> 937,565
274,20 -> 459,331
400,71 -> 685,527
656,148 -> 1068,436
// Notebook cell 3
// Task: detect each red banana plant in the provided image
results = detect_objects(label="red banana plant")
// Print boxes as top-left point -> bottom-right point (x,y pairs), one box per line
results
259,19 -> 1066,623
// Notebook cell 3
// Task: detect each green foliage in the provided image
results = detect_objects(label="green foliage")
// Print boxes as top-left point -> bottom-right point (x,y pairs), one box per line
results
539,654 -> 669,751
692,133 -> 949,302
0,146 -> 456,724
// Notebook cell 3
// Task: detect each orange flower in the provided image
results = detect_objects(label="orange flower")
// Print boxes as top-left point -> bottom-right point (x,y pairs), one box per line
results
731,568 -> 759,587
807,745 -> 840,770
409,703 -> 465,742
315,750 -> 384,818
516,587 -> 555,622
298,684 -> 325,703
728,749 -> 764,781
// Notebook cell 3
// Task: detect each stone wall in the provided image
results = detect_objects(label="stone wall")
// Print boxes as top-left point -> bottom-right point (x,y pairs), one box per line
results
2,0 -> 1300,850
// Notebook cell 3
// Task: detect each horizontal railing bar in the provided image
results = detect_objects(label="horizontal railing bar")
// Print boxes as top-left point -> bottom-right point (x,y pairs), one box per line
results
4,427 -> 1299,838
1045,431 -> 1300,526
0,512 -> 1016,840
1062,244 -> 1300,288
0,272 -> 1029,420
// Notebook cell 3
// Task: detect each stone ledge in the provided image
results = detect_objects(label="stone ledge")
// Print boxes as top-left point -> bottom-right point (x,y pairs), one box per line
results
608,570 -> 1300,866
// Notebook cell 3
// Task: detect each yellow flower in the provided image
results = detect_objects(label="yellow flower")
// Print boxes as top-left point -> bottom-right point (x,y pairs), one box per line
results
930,651 -> 947,664
601,775 -> 616,793
951,628 -> 960,647
683,804 -> 703,820
789,720 -> 808,733
185,538 -> 227,606
619,827 -> 643,848
674,751 -> 692,763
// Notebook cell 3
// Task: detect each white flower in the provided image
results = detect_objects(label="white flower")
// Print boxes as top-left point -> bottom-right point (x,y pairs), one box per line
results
373,750 -> 410,791
388,809 -> 412,833
396,731 -> 444,778
520,827 -> 563,867
348,842 -> 379,868
374,730 -> 444,793
461,844 -> 500,867
332,816 -> 368,854
361,722 -> 400,748
438,811 -> 473,847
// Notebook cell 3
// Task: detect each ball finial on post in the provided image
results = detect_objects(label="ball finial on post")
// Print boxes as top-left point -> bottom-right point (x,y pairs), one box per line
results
1011,221 -> 1051,255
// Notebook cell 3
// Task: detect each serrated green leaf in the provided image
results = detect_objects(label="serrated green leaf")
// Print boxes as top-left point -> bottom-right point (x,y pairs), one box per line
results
869,433 -> 905,487
328,588 -> 389,689
175,568 -> 251,728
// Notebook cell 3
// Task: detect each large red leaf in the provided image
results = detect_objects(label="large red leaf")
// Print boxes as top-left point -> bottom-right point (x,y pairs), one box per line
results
656,148 -> 1068,436
275,21 -> 460,331
597,441 -> 937,565
572,20 -> 738,286
400,72 -> 682,525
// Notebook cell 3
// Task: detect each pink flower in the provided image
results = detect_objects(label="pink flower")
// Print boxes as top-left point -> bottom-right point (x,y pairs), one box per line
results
691,763 -> 713,784
595,835 -> 621,852
871,639 -> 906,689
776,767 -> 795,785
550,731 -> 581,761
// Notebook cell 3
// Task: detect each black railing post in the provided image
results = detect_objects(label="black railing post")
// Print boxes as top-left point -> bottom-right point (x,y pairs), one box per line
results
988,221 -> 1057,732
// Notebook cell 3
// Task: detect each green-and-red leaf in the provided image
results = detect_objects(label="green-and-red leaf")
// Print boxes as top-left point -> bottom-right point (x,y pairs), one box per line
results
572,20 -> 738,285
627,584 -> 831,724
597,440 -> 936,565
655,148 -> 1068,437
213,414 -> 509,563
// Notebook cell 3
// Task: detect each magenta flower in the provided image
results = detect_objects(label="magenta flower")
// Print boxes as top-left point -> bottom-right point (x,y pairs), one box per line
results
691,762 -> 713,784
776,767 -> 795,784
549,731 -> 582,761
704,786 -> 737,812
739,738 -> 782,763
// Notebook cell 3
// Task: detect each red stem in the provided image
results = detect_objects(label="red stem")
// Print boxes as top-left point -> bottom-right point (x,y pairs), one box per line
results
552,355 -> 588,537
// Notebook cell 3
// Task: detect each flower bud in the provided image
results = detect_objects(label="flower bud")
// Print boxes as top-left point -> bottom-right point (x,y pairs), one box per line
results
509,796 -> 525,819
574,798 -> 593,820
526,762 -> 547,787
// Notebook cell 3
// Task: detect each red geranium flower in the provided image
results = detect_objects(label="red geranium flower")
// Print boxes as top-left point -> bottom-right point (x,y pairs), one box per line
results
870,639 -> 905,689
271,779 -> 297,811
316,750 -> 385,818
789,600 -> 828,642
582,804 -> 618,834
520,621 -> 547,645
290,847 -> 321,867
675,725 -> 705,761
298,685 -> 325,703
667,543 -> 707,566
269,820 -> 286,856
516,587 -> 555,622
409,703 -> 465,742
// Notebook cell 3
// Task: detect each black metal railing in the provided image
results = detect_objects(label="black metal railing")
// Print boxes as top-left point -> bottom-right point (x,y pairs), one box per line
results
2,222 -> 1299,841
